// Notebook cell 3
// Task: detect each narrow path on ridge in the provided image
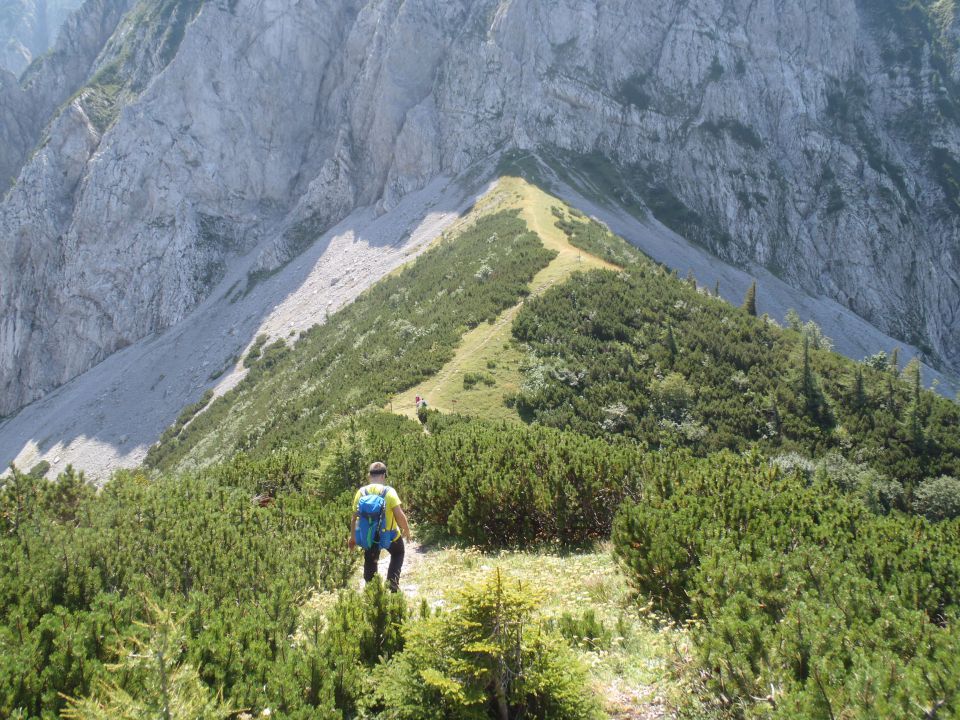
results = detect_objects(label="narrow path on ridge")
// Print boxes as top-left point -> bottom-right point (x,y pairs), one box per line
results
371,178 -> 682,717
389,177 -> 618,423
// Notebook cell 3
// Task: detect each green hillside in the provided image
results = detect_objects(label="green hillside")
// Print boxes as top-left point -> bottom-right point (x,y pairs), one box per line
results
145,193 -> 557,472
4,177 -> 960,719
511,208 -> 960,496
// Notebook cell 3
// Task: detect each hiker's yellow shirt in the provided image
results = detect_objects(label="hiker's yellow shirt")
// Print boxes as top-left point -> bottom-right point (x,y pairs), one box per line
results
353,484 -> 402,532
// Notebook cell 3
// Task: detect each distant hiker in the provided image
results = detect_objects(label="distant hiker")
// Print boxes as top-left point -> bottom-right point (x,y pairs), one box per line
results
349,462 -> 412,592
415,395 -> 421,409
252,491 -> 274,508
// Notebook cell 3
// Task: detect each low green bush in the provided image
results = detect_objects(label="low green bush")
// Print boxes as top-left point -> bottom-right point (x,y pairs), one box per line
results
243,334 -> 268,368
614,451 -> 960,621
548,609 -> 612,651
914,475 -> 960,521
292,579 -> 407,715
62,601 -> 235,720
27,460 -> 51,479
371,570 -> 602,719
463,371 -> 495,389
371,416 -> 646,546
0,462 -> 355,718
693,544 -> 960,719
611,450 -> 960,716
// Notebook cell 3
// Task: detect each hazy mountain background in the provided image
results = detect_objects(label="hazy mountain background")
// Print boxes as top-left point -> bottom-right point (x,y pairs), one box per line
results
0,0 -> 84,75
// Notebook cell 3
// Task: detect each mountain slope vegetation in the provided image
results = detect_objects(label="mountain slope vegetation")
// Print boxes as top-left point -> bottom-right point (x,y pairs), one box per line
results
511,208 -> 960,496
154,177 -> 960,494
4,177 -> 960,719
390,178 -> 618,422
145,189 -> 557,472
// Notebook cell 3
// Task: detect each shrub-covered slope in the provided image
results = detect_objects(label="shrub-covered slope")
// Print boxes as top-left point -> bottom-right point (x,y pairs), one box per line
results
0,458 -> 356,718
5,178 -> 960,718
152,179 -> 960,505
513,206 -> 960,498
146,204 -> 556,472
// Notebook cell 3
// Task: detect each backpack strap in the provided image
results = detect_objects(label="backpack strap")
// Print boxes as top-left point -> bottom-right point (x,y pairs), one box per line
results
377,486 -> 396,548
378,487 -> 390,532
378,487 -> 389,522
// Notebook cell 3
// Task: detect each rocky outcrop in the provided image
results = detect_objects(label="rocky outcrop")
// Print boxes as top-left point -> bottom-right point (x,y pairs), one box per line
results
0,68 -> 31,188
2,0 -> 960,416
0,0 -> 134,194
19,0 -> 134,116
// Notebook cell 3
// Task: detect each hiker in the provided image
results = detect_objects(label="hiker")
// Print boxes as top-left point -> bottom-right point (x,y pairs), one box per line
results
348,462 -> 411,592
252,491 -> 274,508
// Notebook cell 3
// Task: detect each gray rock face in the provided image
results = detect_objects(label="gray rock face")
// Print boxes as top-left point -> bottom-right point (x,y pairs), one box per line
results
0,68 -> 31,187
2,0 -> 960,417
0,0 -> 134,195
0,0 -> 85,76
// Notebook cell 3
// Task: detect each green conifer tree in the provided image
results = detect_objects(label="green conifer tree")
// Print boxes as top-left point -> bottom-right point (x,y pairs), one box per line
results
665,324 -> 678,362
785,308 -> 802,332
799,335 -> 831,425
853,366 -> 866,411
742,281 -> 758,316
907,358 -> 922,403
768,395 -> 782,435
375,570 -> 601,719
804,336 -> 815,399
903,358 -> 925,449
62,602 -> 233,720
886,373 -> 898,416
889,347 -> 901,373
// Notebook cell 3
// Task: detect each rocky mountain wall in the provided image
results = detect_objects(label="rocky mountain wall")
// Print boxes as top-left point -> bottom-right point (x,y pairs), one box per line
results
0,0 -> 133,194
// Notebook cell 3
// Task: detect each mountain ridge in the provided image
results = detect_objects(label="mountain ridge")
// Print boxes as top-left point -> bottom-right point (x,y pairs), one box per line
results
142,176 -> 960,493
3,174 -> 956,483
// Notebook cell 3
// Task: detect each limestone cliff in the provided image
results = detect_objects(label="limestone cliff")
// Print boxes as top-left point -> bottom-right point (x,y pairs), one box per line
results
0,0 -> 134,194
2,0 -> 960,417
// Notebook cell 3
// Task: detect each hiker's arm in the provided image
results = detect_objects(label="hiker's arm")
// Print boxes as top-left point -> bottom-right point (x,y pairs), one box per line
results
348,513 -> 358,549
394,506 -> 412,542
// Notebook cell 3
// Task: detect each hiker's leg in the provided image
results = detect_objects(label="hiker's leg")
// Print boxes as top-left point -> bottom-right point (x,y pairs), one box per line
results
363,546 -> 380,583
386,537 -> 405,592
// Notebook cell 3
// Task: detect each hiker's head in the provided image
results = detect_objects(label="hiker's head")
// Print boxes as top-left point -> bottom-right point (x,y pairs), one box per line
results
368,461 -> 387,481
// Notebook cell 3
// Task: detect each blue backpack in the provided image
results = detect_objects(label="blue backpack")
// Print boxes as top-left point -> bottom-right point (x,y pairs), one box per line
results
355,487 -> 398,550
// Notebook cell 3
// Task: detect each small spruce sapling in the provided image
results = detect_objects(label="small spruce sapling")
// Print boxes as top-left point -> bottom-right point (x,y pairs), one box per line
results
742,280 -> 758,316
62,601 -> 234,720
